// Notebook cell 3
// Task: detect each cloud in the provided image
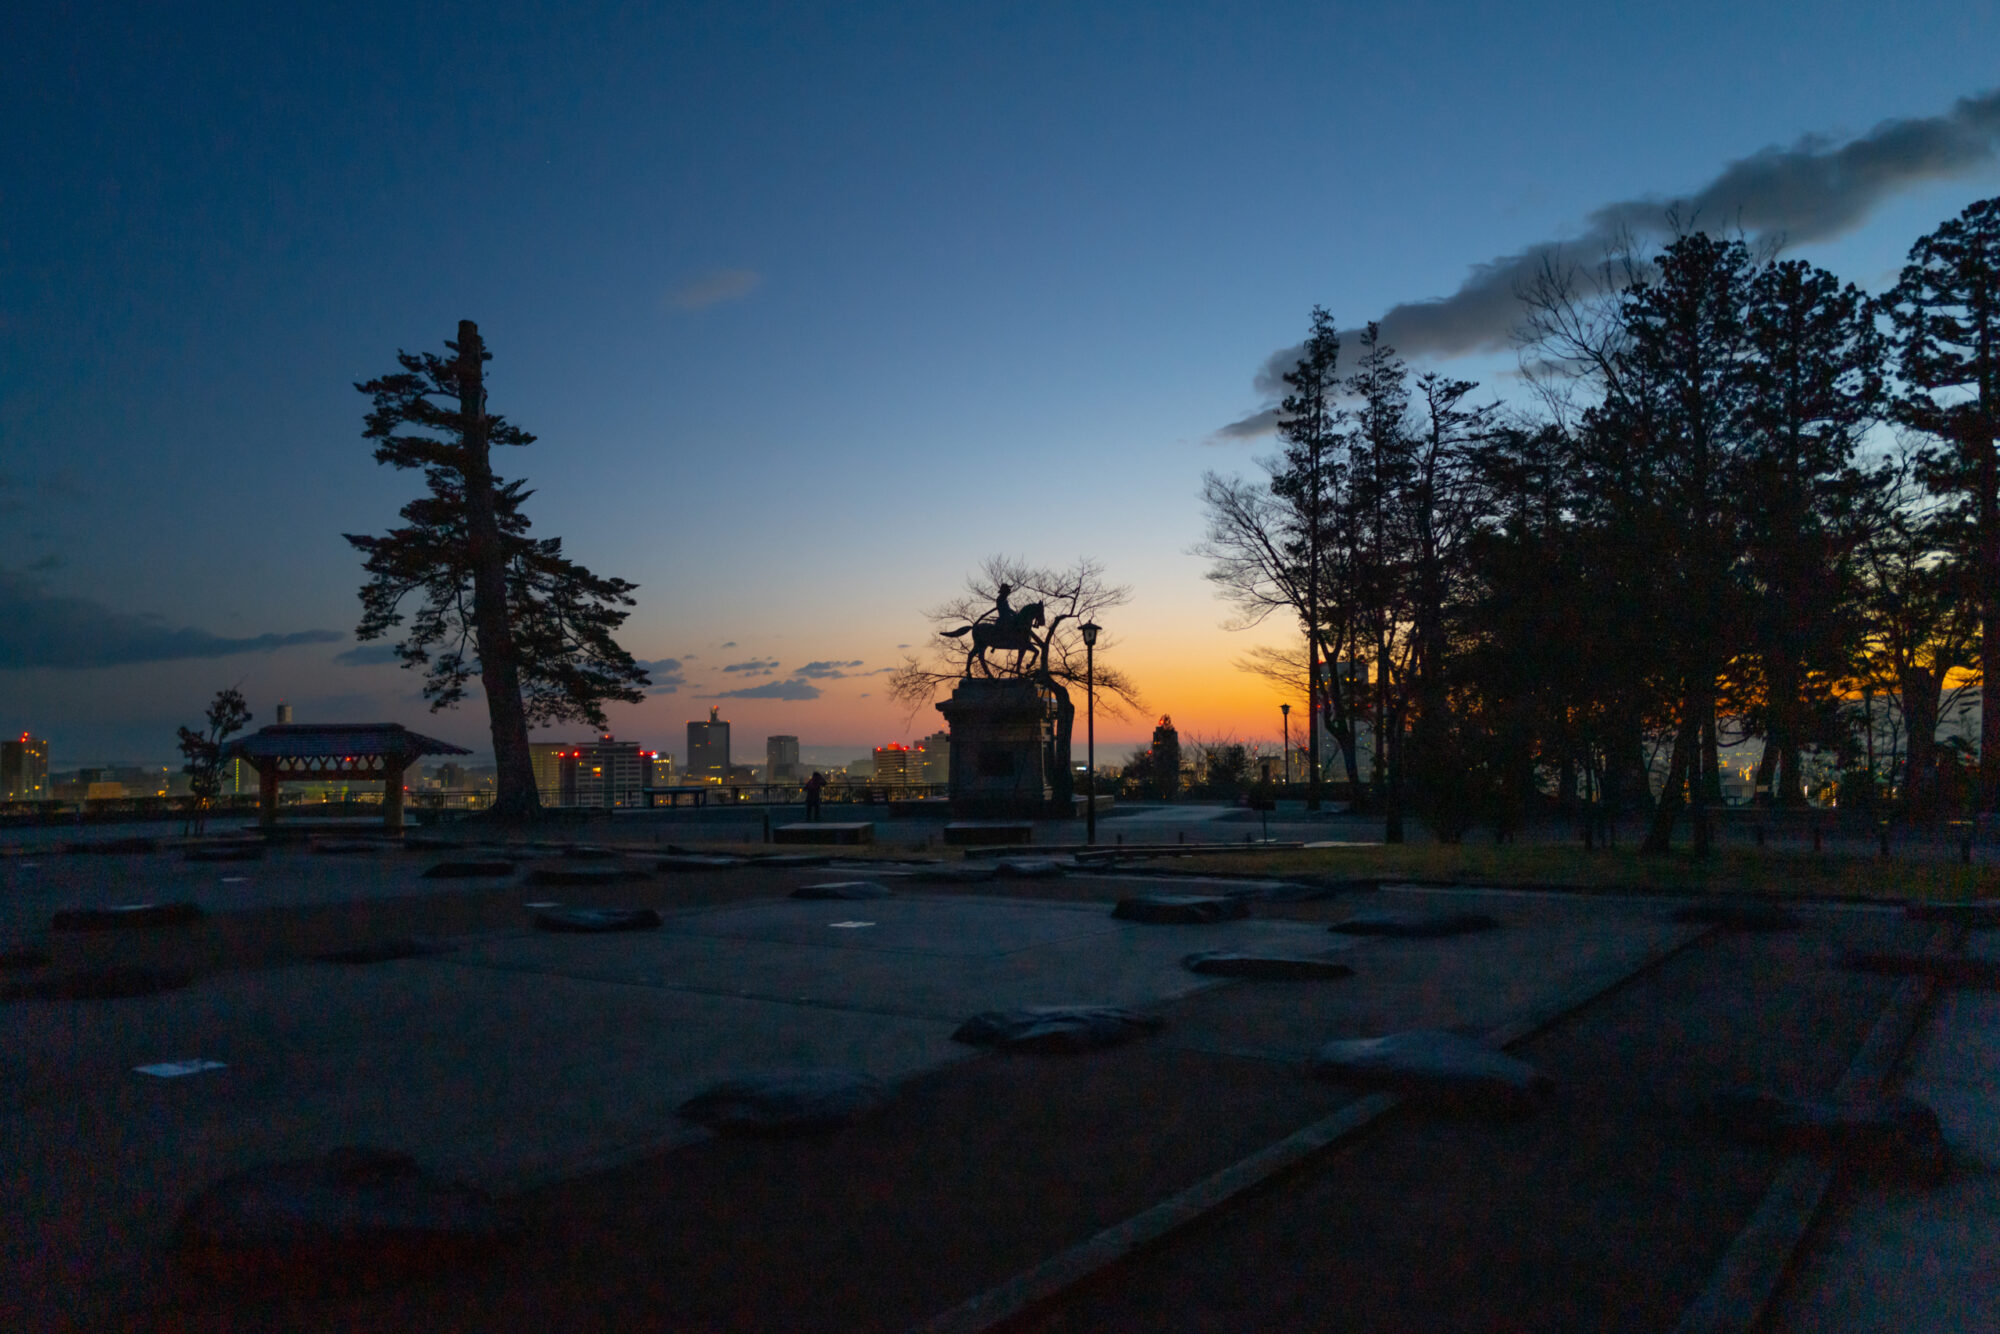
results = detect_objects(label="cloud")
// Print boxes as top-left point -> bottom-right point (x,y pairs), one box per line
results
708,679 -> 822,701
1218,86 -> 2000,438
669,268 -> 761,310
335,643 -> 402,666
1210,407 -> 1283,442
0,571 -> 342,669
719,641 -> 736,649
635,656 -> 687,694
793,659 -> 863,679
722,658 -> 780,674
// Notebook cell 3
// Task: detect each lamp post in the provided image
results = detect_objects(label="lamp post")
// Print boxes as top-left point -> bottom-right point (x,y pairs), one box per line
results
1081,620 -> 1100,845
1280,703 -> 1291,788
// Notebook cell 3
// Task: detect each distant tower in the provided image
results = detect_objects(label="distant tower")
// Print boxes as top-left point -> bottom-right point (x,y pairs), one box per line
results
2,734 -> 49,800
1151,716 -> 1181,801
919,729 -> 950,786
767,735 -> 801,782
275,702 -> 294,724
688,707 -> 730,783
873,743 -> 920,789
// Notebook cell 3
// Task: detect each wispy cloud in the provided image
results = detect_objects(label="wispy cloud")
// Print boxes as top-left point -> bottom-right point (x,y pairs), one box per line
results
635,657 -> 687,694
335,644 -> 402,666
669,268 -> 762,310
722,658 -> 780,675
1219,86 -> 2000,438
794,659 -> 863,679
0,571 -> 341,669
708,679 -> 821,701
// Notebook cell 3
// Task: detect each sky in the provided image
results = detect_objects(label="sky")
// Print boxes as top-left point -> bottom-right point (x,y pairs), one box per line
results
5,0 -> 2000,768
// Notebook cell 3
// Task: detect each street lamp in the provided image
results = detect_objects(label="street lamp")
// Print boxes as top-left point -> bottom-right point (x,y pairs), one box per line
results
1080,620 -> 1100,845
1280,703 -> 1291,787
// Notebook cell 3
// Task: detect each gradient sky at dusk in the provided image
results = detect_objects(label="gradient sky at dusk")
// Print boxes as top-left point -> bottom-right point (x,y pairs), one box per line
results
5,1 -> 1999,766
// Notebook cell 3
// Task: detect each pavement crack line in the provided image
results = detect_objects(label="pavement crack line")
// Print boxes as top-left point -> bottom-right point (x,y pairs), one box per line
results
904,921 -> 1717,1334
1669,919 -> 1958,1334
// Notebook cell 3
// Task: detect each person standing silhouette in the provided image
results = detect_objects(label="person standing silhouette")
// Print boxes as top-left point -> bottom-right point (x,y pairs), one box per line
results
803,770 -> 825,821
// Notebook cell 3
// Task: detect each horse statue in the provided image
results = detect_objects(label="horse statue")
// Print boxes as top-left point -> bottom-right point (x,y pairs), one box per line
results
942,595 -> 1046,676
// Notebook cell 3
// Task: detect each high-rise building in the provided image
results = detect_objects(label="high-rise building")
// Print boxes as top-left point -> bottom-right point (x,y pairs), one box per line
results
873,743 -> 921,789
2,735 -> 49,800
918,730 -> 950,786
553,735 -> 650,807
275,702 -> 295,724
528,742 -> 568,806
688,707 -> 730,784
1151,716 -> 1181,800
766,735 -> 801,782
650,753 -> 676,787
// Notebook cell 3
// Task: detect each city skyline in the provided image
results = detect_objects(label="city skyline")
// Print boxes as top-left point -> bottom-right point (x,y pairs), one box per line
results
6,3 -> 1999,766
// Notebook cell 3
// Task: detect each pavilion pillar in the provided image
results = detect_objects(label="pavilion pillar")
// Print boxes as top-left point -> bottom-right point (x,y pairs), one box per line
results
383,759 -> 406,833
258,763 -> 279,830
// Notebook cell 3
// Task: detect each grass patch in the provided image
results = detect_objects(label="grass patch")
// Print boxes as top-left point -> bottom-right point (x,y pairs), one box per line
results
1129,844 -> 2000,903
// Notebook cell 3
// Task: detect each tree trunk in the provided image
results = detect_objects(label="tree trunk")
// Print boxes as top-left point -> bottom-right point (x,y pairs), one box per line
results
1901,665 -> 1942,820
1305,627 -> 1322,813
1692,699 -> 1717,856
1983,451 -> 2000,812
1383,705 -> 1406,844
456,320 -> 541,820
1643,714 -> 1696,854
1700,709 -> 1723,806
1753,737 -> 1779,808
1778,738 -> 1805,807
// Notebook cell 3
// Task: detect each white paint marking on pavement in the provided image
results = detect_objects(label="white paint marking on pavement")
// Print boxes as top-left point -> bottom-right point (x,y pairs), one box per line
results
220,876 -> 248,883
828,921 -> 876,929
135,1060 -> 227,1078
524,901 -> 561,908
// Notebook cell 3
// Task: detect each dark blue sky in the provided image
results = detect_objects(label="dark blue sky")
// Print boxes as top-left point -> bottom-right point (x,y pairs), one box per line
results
5,1 -> 1999,763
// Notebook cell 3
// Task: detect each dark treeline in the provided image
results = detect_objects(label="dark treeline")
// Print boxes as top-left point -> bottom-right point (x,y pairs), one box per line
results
1199,196 -> 2000,850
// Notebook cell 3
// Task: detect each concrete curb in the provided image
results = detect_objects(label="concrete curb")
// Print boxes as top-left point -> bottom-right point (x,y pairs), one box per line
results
905,922 -> 1713,1334
1669,920 -> 1957,1334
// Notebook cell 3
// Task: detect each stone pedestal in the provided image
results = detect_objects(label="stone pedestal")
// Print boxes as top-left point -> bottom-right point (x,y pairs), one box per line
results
937,678 -> 1058,818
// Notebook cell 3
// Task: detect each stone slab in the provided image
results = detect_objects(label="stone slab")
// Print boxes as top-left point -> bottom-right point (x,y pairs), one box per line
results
774,823 -> 875,845
452,897 -> 1344,1020
945,823 -> 1033,846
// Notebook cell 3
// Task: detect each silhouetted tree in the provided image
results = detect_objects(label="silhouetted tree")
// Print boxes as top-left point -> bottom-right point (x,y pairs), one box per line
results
1736,259 -> 1884,806
177,687 -> 250,836
346,321 -> 648,818
1891,196 -> 2000,807
1197,307 -> 1348,812
1852,451 -> 1981,816
1581,234 -> 1760,854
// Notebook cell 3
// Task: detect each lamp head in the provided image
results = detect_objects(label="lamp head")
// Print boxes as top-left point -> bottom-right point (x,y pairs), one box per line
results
1080,620 -> 1100,648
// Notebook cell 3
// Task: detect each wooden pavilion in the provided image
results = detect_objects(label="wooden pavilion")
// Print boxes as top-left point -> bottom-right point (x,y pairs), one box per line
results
225,723 -> 472,832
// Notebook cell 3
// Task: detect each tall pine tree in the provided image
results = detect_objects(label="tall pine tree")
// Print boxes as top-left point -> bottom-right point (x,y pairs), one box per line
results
1892,197 -> 2000,808
346,321 -> 649,817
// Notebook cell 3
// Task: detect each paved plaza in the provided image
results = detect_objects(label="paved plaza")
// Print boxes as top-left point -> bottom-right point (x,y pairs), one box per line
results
0,825 -> 1990,1332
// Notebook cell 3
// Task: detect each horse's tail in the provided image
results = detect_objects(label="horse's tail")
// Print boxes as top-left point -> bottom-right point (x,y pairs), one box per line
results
940,625 -> 974,639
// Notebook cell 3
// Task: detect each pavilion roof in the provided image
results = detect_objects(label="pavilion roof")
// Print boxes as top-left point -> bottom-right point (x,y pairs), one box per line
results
224,723 -> 472,762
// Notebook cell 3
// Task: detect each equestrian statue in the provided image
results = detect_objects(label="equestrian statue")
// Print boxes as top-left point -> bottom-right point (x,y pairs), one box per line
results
940,582 -> 1046,677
